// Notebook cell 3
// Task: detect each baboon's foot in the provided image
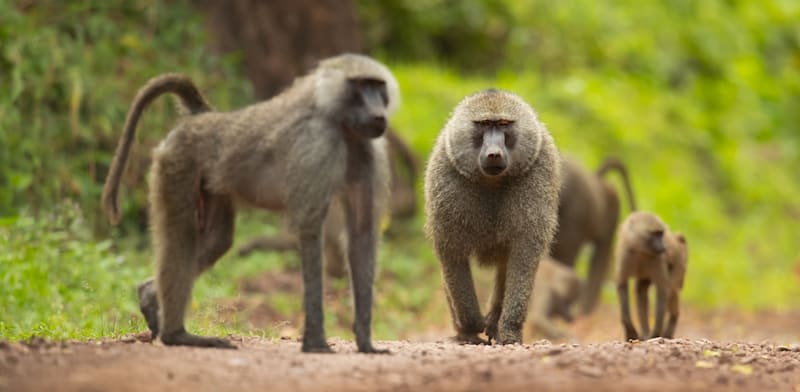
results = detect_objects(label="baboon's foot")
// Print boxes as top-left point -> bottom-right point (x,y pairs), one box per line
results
484,321 -> 499,343
136,279 -> 160,336
454,333 -> 489,345
623,325 -> 639,341
301,339 -> 334,353
160,328 -> 236,349
357,343 -> 390,354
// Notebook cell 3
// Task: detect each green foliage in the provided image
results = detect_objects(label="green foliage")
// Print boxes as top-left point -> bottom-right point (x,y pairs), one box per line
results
0,0 -> 252,228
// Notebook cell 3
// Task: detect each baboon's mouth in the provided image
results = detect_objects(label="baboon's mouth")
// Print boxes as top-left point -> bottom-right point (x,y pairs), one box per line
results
365,125 -> 386,138
482,165 -> 507,176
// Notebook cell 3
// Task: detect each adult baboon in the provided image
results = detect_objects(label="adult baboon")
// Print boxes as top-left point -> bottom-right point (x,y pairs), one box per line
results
528,256 -> 581,340
102,54 -> 398,353
550,156 -> 636,315
424,89 -> 561,345
236,127 -> 419,278
615,211 -> 687,340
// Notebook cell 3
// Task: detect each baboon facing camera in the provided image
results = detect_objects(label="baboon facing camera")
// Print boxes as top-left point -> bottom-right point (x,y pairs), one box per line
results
424,89 -> 561,345
103,54 -> 399,353
615,211 -> 688,340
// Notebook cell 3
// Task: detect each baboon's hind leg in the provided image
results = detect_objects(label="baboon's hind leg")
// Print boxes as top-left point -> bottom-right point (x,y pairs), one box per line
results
150,159 -> 234,349
137,278 -> 159,337
136,191 -> 235,343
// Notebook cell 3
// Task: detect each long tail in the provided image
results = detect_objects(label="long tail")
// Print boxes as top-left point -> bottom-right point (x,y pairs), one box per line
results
101,73 -> 212,224
596,156 -> 637,212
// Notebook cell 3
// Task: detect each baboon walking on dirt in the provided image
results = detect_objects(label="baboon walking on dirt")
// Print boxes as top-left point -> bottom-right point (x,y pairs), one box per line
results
550,156 -> 637,315
615,211 -> 688,340
103,54 -> 398,353
425,89 -> 561,345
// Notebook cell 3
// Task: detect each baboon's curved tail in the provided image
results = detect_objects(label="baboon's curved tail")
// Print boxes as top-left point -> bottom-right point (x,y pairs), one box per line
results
102,73 -> 212,224
596,156 -> 637,212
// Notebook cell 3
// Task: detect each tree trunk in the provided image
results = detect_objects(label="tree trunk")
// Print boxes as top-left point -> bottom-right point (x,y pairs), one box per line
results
200,0 -> 364,99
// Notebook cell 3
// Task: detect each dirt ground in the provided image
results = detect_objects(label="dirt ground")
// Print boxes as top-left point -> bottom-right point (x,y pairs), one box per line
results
2,307 -> 799,392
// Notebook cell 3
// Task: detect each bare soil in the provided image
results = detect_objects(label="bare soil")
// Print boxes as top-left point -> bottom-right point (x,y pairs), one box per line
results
2,317 -> 799,391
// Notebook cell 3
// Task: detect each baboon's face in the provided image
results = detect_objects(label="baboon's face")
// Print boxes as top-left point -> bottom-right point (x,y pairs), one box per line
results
472,119 -> 516,177
643,228 -> 666,255
342,78 -> 389,139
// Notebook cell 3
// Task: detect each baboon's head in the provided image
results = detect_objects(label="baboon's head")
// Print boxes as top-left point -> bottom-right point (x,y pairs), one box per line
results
313,54 -> 400,140
624,211 -> 668,256
442,89 -> 545,180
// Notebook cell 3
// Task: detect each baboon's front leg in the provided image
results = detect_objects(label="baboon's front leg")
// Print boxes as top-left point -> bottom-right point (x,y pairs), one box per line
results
617,280 -> 639,341
497,246 -> 539,344
484,262 -> 507,343
635,278 -> 651,338
343,183 -> 387,354
298,225 -> 331,353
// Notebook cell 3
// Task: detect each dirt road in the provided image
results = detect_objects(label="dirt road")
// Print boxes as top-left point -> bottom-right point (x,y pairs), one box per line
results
2,333 -> 799,391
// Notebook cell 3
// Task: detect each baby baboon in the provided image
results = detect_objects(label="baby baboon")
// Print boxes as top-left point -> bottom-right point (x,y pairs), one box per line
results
528,256 -> 581,340
614,211 -> 688,340
102,54 -> 398,353
424,89 -> 561,345
551,156 -> 636,315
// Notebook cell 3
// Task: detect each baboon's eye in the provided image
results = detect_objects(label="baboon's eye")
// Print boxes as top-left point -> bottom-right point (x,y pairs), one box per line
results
496,119 -> 513,127
472,129 -> 484,148
504,130 -> 517,149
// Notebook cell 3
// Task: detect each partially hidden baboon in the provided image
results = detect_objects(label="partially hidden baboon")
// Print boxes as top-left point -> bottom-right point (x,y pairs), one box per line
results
236,197 -> 349,276
102,54 -> 399,353
615,211 -> 688,340
528,256 -> 581,340
236,127 -> 419,278
424,89 -> 561,345
550,156 -> 637,315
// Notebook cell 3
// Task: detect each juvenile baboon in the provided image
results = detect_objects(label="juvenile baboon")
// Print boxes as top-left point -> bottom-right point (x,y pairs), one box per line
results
424,89 -> 561,345
528,256 -> 581,340
236,127 -> 419,278
102,54 -> 398,353
551,156 -> 636,315
615,211 -> 688,340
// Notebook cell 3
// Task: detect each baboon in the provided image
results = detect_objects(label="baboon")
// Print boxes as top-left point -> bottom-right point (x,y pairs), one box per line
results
102,54 -> 398,353
615,211 -> 688,340
237,127 -> 419,278
528,256 -> 581,340
424,89 -> 561,345
551,156 -> 636,315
